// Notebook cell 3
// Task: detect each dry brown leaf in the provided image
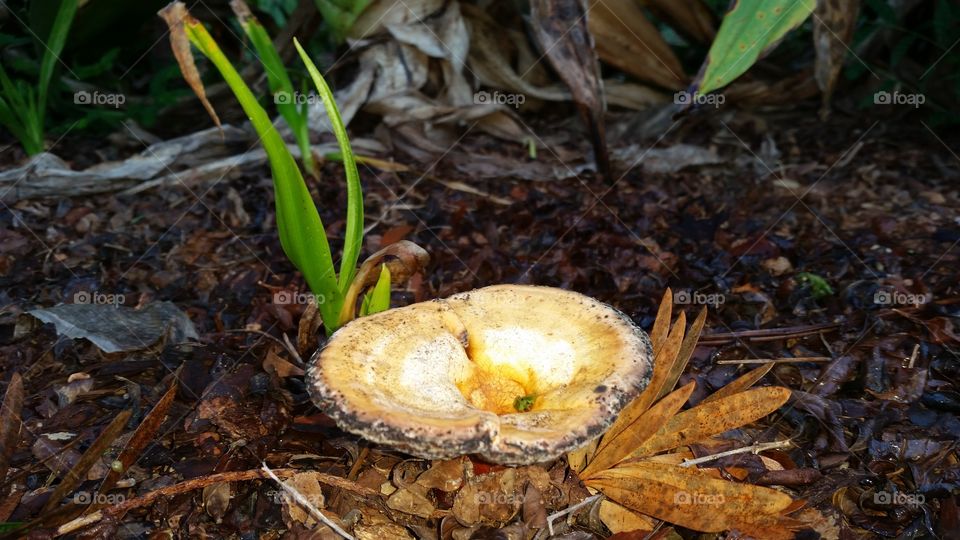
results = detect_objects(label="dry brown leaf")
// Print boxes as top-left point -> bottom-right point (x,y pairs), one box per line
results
599,499 -> 656,533
657,307 -> 707,400
0,372 -> 24,487
813,0 -> 859,115
631,387 -> 791,459
566,438 -> 598,474
701,363 -> 774,404
522,482 -> 547,530
586,462 -> 797,537
158,3 -> 220,128
297,295 -> 322,355
452,468 -> 521,526
387,484 -> 435,518
416,457 -> 466,491
582,381 -> 695,477
202,481 -> 231,521
263,347 -> 305,378
649,288 -> 672,354
530,0 -> 610,180
588,0 -> 687,90
598,310 -> 686,453
279,471 -> 327,527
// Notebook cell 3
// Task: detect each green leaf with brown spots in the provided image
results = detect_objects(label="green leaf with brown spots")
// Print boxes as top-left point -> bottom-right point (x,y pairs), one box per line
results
694,0 -> 816,96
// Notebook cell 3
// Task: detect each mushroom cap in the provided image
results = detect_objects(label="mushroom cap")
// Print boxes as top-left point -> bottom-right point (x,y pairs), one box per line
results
307,285 -> 653,465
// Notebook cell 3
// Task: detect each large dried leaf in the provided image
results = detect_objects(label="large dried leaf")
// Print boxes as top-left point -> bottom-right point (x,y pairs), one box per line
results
598,311 -> 686,453
599,499 -> 655,533
631,387 -> 791,458
813,0 -> 859,113
530,0 -> 609,180
586,462 -> 798,537
701,363 -> 774,404
583,381 -> 695,477
657,307 -> 706,400
588,0 -> 686,90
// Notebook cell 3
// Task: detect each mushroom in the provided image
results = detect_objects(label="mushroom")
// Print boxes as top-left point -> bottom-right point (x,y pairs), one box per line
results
307,285 -> 653,465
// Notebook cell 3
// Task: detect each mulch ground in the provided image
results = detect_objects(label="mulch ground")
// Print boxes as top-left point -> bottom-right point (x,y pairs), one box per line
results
0,108 -> 958,538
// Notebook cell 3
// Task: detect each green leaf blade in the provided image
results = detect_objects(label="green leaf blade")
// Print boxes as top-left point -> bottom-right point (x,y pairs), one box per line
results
696,0 -> 816,96
367,264 -> 392,314
294,39 -> 364,293
183,20 -> 342,327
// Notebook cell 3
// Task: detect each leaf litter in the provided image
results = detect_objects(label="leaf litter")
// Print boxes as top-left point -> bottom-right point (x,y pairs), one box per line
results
0,92 -> 958,539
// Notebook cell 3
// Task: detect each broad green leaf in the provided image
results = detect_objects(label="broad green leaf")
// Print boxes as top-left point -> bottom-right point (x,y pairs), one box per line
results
367,264 -> 391,314
695,0 -> 816,96
295,39 -> 364,293
176,14 -> 342,329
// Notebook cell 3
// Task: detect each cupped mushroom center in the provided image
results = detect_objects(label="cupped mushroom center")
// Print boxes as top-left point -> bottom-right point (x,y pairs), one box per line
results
454,327 -> 576,415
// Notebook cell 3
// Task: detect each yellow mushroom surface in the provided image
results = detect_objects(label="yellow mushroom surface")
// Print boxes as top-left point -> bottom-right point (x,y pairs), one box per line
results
307,285 -> 653,464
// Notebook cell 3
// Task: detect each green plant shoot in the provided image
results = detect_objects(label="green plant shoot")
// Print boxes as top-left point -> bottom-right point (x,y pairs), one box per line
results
0,0 -> 77,155
366,264 -> 392,315
178,16 -> 343,331
233,2 -> 317,176
294,39 -> 363,293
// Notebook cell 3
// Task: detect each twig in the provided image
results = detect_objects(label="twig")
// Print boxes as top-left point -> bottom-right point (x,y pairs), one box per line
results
545,493 -> 602,537
699,323 -> 840,345
56,467 -> 376,536
680,440 -> 793,468
282,333 -> 306,368
907,343 -> 919,369
261,463 -> 355,540
716,356 -> 830,365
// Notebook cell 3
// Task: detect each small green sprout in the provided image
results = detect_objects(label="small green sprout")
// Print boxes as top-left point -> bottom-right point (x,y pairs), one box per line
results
513,394 -> 536,412
796,272 -> 834,300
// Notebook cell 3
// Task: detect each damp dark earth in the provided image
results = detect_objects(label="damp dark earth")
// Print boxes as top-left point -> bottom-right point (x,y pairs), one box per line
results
0,1 -> 958,539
